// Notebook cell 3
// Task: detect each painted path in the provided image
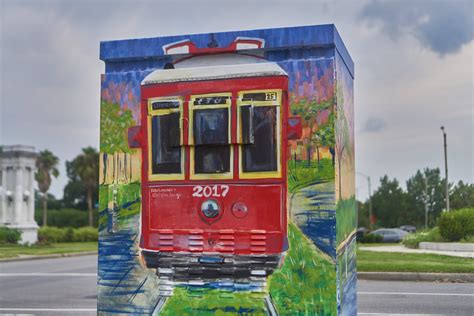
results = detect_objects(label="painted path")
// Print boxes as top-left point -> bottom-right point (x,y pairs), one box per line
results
97,202 -> 160,315
290,180 -> 336,259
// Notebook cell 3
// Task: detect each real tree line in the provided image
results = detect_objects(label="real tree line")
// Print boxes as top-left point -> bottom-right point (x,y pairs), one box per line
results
358,168 -> 474,229
35,147 -> 99,227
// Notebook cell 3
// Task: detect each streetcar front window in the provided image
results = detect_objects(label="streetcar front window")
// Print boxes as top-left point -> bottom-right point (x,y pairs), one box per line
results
193,109 -> 228,145
190,94 -> 232,177
193,108 -> 230,173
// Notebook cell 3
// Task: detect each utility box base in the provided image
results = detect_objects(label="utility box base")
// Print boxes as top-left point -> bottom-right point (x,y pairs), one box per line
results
98,24 -> 355,315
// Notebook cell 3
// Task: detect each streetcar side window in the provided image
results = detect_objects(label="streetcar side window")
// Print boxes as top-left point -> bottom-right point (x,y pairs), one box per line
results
190,94 -> 232,178
151,113 -> 181,174
238,90 -> 281,178
242,106 -> 277,172
240,105 -> 254,144
148,98 -> 183,179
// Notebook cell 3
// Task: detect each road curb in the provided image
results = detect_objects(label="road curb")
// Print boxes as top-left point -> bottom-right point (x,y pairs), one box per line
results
0,251 -> 98,263
358,272 -> 474,283
2,254 -> 473,284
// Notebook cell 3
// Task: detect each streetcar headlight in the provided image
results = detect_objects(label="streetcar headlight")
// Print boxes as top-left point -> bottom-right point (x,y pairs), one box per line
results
201,199 -> 220,218
231,202 -> 248,218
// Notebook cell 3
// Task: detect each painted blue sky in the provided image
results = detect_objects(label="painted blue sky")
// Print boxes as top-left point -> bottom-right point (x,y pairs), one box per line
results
1,0 -> 472,200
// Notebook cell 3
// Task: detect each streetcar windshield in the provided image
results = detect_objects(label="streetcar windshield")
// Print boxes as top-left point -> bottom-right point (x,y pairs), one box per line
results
193,108 -> 230,173
194,109 -> 228,145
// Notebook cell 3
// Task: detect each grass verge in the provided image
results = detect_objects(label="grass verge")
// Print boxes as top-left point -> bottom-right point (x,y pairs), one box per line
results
0,242 -> 98,259
358,243 -> 400,247
357,250 -> 474,273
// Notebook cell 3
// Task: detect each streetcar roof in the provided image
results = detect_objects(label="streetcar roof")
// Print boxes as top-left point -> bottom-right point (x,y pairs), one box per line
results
141,54 -> 287,85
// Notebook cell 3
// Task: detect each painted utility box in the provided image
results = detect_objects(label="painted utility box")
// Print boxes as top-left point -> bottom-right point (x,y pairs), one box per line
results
98,24 -> 355,315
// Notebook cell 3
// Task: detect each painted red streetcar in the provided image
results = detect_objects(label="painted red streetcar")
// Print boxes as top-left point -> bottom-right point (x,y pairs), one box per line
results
128,38 -> 301,280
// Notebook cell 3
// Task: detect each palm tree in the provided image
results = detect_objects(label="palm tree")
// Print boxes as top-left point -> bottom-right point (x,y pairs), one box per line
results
35,150 -> 60,226
72,147 -> 99,226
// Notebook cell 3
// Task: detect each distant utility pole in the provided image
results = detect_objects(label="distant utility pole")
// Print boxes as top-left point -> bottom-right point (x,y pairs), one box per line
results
440,126 -> 450,212
357,172 -> 373,230
424,176 -> 429,229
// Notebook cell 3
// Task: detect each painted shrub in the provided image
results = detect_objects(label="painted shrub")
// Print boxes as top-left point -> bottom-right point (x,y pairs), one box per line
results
335,51 -> 357,316
98,25 -> 355,315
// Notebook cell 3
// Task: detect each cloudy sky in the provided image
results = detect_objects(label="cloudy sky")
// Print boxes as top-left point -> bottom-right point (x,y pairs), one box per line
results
1,0 -> 473,200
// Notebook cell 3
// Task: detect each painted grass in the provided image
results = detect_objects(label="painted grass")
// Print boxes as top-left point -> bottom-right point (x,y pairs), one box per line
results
269,222 -> 337,315
98,182 -> 141,230
357,250 -> 474,273
288,159 -> 334,192
336,197 -> 357,245
98,182 -> 141,211
0,242 -> 98,259
161,288 -> 267,316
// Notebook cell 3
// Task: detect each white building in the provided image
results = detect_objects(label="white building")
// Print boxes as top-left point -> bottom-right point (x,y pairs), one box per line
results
0,145 -> 39,244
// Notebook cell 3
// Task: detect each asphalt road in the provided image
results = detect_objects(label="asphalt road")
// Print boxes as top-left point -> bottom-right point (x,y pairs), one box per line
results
0,255 -> 473,315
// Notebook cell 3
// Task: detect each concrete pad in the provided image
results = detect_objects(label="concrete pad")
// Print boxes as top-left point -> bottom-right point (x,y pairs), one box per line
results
419,242 -> 474,252
359,245 -> 474,258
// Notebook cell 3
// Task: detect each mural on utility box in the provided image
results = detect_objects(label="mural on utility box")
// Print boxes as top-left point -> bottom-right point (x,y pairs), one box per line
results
98,25 -> 355,315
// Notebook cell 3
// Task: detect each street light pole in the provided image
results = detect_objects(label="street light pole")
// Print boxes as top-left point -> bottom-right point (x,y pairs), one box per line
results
368,176 -> 373,231
424,176 -> 429,229
357,172 -> 373,231
440,126 -> 450,212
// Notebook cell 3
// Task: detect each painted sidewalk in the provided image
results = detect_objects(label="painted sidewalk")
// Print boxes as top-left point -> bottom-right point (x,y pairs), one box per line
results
359,245 -> 474,258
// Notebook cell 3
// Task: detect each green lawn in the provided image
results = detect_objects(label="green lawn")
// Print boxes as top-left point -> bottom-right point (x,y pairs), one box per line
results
357,250 -> 474,273
0,242 -> 98,259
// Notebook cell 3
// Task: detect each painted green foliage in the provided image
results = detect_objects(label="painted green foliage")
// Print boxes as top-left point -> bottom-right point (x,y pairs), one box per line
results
336,197 -> 357,245
100,101 -> 137,184
291,97 -> 335,164
269,223 -> 337,315
288,97 -> 336,192
335,57 -> 356,247
288,159 -> 334,192
161,288 -> 266,315
100,101 -> 135,154
335,84 -> 350,187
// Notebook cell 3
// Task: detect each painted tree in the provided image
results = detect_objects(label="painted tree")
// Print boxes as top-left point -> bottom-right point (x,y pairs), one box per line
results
335,83 -> 351,197
35,150 -> 60,226
292,96 -> 334,166
315,112 -> 335,165
310,99 -> 333,167
100,101 -> 136,184
69,147 -> 99,226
